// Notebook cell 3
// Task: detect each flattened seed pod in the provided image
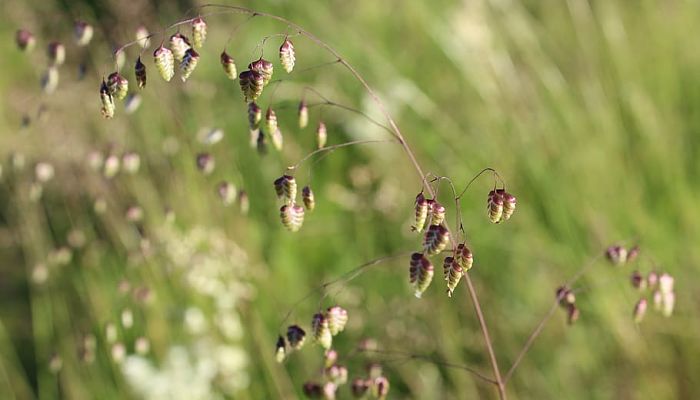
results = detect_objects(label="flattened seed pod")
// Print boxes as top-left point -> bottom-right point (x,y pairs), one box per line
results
286,325 -> 306,350
302,185 -> 315,211
249,58 -> 273,86
273,175 -> 297,204
74,21 -> 94,47
107,72 -> 128,100
316,121 -> 327,149
191,17 -> 207,48
238,70 -> 264,102
413,193 -> 429,232
179,48 -> 199,82
279,38 -> 295,73
326,306 -> 348,336
47,41 -> 65,66
409,253 -> 434,298
487,190 -> 504,224
265,107 -> 278,134
430,201 -> 446,225
275,336 -> 286,363
248,102 -> 262,129
298,100 -> 309,128
423,224 -> 449,255
280,204 -> 304,232
169,33 -> 190,61
134,57 -> 146,89
455,243 -> 473,271
445,259 -> 463,297
16,29 -> 35,52
271,128 -> 284,151
311,312 -> 332,350
220,51 -> 237,80
497,189 -> 517,221
153,46 -> 175,81
100,79 -> 115,119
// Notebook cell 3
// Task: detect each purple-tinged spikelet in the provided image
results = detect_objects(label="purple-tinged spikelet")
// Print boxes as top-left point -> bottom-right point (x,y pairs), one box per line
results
302,186 -> 316,211
326,306 -> 348,336
498,189 -> 517,221
630,270 -> 646,290
134,57 -> 146,89
47,41 -> 65,66
265,107 -> 278,134
372,376 -> 390,400
487,190 -> 504,224
239,70 -> 264,102
275,335 -> 286,363
179,48 -> 199,82
280,204 -> 305,232
423,224 -> 450,255
566,304 -> 580,325
16,29 -> 35,52
249,58 -> 273,86
556,286 -> 576,306
196,153 -> 215,174
430,200 -> 446,225
191,17 -> 207,48
271,128 -> 284,151
412,193 -> 429,232
409,253 -> 434,298
455,243 -> 473,271
311,312 -> 332,350
633,298 -> 647,323
107,72 -> 128,100
248,102 -> 262,130
351,378 -> 370,398
220,51 -> 237,80
274,175 -> 297,203
41,67 -> 59,93
100,79 -> 115,119
647,271 -> 659,288
74,21 -> 93,47
316,121 -> 327,149
217,181 -> 237,205
444,257 -> 463,297
279,38 -> 296,73
286,325 -> 306,350
298,100 -> 309,128
627,245 -> 640,263
326,364 -> 348,385
169,33 -> 190,61
153,46 -> 175,81
324,349 -> 338,368
605,245 -> 628,266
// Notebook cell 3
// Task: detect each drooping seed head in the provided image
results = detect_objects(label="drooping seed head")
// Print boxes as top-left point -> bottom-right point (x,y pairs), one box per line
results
556,286 -> 576,306
630,270 -> 646,290
498,189 -> 517,221
256,129 -> 267,155
134,57 -> 147,89
423,224 -> 450,255
324,349 -> 338,368
445,258 -> 463,297
271,128 -> 284,151
372,376 -> 390,400
179,48 -> 200,82
265,107 -> 278,134
99,79 -> 115,119
659,273 -> 674,294
153,46 -> 175,81
217,181 -> 237,205
566,304 -> 580,325
16,29 -> 35,52
280,203 -> 305,232
274,175 -> 297,203
286,325 -> 306,350
302,185 -> 316,211
326,364 -> 348,385
74,21 -> 94,47
169,33 -> 191,61
323,382 -> 338,399
351,378 -> 370,398
191,17 -> 207,48
412,193 -> 429,232
248,58 -> 273,86
647,271 -> 659,288
248,102 -> 262,130
279,38 -> 296,73
41,67 -> 59,94
302,381 -> 323,398
311,312 -> 332,350
487,190 -> 504,224
326,306 -> 348,336
605,245 -> 628,266
430,200 -> 446,225
316,121 -> 327,149
238,70 -> 264,102
220,51 -> 237,80
633,298 -> 647,323
107,72 -> 128,100
47,41 -> 66,66
275,335 -> 286,363
409,252 -> 434,298
196,153 -> 215,174
135,26 -> 150,49
455,243 -> 473,271
298,100 -> 309,128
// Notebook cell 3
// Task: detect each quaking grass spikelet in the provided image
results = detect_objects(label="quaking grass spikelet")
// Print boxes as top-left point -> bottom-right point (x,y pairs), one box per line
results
179,48 -> 199,82
271,128 -> 284,151
455,243 -> 473,271
423,224 -> 449,255
633,298 -> 647,323
286,325 -> 306,350
134,57 -> 146,88
311,312 -> 332,350
326,306 -> 348,335
191,17 -> 207,48
248,102 -> 262,129
412,193 -> 429,232
47,41 -> 65,66
372,376 -> 390,399
409,252 -> 434,298
220,51 -> 237,80
16,29 -> 35,52
239,70 -> 264,102
316,121 -> 327,149
298,100 -> 309,128
444,257 -> 463,297
275,336 -> 286,363
153,46 -> 175,81
302,186 -> 315,211
499,189 -> 517,221
169,33 -> 190,61
249,58 -> 273,86
265,107 -> 278,134
274,175 -> 297,203
430,200 -> 445,225
487,190 -> 504,224
279,38 -> 295,73
74,21 -> 94,47
107,72 -> 128,100
100,79 -> 115,119
280,204 -> 304,232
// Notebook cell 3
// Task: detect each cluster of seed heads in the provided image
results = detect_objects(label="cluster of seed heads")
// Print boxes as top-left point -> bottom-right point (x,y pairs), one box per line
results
556,286 -> 580,325
311,306 -> 348,350
276,324 -> 308,363
605,244 -> 639,266
274,175 -> 316,231
631,269 -> 675,322
302,348 -> 387,400
443,243 -> 473,297
487,189 -> 517,224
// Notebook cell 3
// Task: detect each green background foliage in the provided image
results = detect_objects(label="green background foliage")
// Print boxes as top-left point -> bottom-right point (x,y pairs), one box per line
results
0,0 -> 698,398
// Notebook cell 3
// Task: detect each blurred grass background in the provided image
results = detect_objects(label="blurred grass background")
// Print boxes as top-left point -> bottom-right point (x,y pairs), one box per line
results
0,0 -> 698,398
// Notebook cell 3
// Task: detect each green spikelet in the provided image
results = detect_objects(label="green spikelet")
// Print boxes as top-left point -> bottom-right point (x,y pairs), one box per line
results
302,186 -> 315,211
273,175 -> 297,204
409,253 -> 434,298
238,70 -> 264,102
100,79 -> 115,119
286,325 -> 306,350
16,29 -> 35,52
455,243 -> 473,271
153,46 -> 174,82
423,224 -> 449,255
279,38 -> 295,73
271,128 -> 284,151
169,33 -> 190,61
298,101 -> 309,128
311,312 -> 332,350
179,48 -> 199,82
249,58 -> 273,86
275,336 -> 286,363
220,51 -> 237,80
280,204 -> 304,232
191,17 -> 207,48
316,121 -> 327,149
107,72 -> 128,100
326,306 -> 348,336
487,190 -> 504,224
412,193 -> 429,232
134,57 -> 146,89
